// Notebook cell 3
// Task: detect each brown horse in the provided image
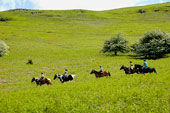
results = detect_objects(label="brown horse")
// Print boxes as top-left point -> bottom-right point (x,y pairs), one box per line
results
90,69 -> 111,78
31,77 -> 52,86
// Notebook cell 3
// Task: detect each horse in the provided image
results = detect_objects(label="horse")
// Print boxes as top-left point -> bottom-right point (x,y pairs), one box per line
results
120,65 -> 138,74
134,64 -> 157,74
31,77 -> 52,86
134,64 -> 143,73
53,74 -> 77,83
31,77 -> 40,85
90,69 -> 111,78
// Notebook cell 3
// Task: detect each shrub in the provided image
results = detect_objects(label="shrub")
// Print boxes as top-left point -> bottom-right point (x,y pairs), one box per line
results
102,33 -> 129,55
138,9 -> 146,14
132,30 -> 170,58
0,17 -> 10,22
26,59 -> 33,64
0,41 -> 9,56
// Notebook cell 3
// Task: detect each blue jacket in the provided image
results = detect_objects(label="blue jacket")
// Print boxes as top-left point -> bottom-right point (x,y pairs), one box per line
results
63,71 -> 68,75
144,61 -> 148,67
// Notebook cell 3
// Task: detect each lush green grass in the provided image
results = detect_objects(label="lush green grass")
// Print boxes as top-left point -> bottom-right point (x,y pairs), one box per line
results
0,3 -> 170,113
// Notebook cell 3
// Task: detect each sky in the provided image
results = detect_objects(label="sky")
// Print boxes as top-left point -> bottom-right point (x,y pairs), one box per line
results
0,0 -> 170,11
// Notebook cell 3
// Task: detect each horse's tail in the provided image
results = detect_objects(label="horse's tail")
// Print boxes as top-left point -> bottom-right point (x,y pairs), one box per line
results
72,75 -> 77,79
108,72 -> 111,76
153,68 -> 157,74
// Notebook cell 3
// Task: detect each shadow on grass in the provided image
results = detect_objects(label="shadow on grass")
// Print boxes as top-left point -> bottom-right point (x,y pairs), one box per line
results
100,52 -> 127,57
100,51 -> 170,60
128,54 -> 170,60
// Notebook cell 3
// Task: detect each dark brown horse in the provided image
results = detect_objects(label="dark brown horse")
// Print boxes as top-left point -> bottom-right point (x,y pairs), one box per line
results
120,65 -> 139,74
31,77 -> 52,86
134,64 -> 157,74
90,69 -> 111,78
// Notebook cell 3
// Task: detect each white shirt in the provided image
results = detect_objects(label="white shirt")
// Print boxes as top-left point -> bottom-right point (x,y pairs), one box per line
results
41,73 -> 44,77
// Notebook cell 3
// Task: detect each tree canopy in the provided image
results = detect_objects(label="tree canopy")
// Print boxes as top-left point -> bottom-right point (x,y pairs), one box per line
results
102,33 -> 129,56
131,30 -> 170,58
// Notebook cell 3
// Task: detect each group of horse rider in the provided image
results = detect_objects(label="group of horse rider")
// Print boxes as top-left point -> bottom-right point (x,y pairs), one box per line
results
129,59 -> 148,73
39,66 -> 104,81
39,69 -> 69,83
39,59 -> 148,81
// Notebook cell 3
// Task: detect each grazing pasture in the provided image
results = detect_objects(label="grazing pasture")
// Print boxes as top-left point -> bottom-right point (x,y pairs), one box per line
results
0,3 -> 170,113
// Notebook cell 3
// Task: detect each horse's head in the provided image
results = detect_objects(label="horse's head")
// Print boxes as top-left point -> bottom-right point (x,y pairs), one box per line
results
134,64 -> 142,69
31,77 -> 35,82
90,70 -> 95,74
54,74 -> 58,80
120,65 -> 124,70
54,74 -> 62,80
152,68 -> 157,74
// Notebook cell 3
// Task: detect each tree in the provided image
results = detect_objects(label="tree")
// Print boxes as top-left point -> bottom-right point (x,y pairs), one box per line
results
0,41 -> 9,57
102,33 -> 129,56
131,30 -> 170,58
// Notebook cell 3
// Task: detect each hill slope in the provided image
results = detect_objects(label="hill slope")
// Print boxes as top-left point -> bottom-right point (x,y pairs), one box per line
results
0,3 -> 170,113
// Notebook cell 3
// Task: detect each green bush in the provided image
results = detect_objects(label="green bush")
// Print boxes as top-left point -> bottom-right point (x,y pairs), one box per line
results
131,30 -> 170,58
0,41 -> 9,56
102,33 -> 129,55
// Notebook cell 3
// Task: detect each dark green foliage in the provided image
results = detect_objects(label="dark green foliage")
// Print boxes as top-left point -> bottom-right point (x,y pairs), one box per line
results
138,9 -> 146,14
102,34 -> 129,55
132,30 -> 170,58
26,59 -> 33,64
0,17 -> 10,22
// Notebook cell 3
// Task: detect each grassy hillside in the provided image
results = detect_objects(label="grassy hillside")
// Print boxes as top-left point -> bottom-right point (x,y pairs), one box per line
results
0,3 -> 170,113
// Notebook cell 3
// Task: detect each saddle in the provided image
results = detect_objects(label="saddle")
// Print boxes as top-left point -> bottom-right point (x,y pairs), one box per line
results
99,71 -> 103,75
62,75 -> 70,80
129,69 -> 135,74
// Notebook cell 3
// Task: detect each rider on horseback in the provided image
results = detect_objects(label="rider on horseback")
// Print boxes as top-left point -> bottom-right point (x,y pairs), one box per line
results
129,61 -> 133,74
142,59 -> 148,70
39,72 -> 44,84
99,66 -> 103,74
62,69 -> 68,81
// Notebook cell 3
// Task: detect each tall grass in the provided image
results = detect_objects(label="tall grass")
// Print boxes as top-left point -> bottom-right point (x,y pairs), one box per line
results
0,3 -> 170,113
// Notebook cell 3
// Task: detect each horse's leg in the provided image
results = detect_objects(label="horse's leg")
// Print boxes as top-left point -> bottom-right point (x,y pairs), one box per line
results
96,74 -> 99,78
154,68 -> 157,74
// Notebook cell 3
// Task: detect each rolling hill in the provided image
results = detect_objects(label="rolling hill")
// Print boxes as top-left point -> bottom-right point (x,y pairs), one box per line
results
0,3 -> 170,113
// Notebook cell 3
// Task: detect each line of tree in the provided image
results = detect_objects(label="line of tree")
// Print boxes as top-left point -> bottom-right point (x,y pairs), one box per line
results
102,30 -> 170,58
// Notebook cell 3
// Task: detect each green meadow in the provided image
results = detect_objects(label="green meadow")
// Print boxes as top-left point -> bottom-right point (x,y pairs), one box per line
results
0,3 -> 170,113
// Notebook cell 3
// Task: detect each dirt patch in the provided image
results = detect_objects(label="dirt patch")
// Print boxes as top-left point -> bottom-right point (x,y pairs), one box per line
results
0,80 -> 8,84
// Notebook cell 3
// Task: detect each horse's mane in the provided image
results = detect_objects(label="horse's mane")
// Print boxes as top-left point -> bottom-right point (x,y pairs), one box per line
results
121,65 -> 128,69
34,77 -> 39,80
92,69 -> 98,72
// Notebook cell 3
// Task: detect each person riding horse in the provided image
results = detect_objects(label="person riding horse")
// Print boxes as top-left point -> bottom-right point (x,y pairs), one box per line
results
39,72 -> 44,84
134,59 -> 157,74
62,69 -> 68,82
99,66 -> 103,74
129,61 -> 133,74
142,59 -> 148,70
